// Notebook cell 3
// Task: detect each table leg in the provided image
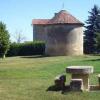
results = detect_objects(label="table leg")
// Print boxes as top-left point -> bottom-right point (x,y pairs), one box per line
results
72,74 -> 89,91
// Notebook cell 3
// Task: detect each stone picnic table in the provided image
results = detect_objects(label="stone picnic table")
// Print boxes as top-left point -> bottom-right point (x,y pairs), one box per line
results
66,66 -> 93,91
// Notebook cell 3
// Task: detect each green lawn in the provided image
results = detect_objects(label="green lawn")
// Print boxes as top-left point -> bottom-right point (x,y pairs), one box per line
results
0,55 -> 100,100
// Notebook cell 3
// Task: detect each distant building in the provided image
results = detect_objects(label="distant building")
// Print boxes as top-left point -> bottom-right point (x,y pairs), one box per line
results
32,10 -> 84,56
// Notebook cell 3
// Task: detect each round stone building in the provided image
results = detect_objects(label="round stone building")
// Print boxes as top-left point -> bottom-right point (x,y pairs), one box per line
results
45,10 -> 84,56
32,10 -> 84,56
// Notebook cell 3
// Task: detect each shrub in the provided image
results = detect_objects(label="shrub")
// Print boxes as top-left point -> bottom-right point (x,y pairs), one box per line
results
7,41 -> 45,56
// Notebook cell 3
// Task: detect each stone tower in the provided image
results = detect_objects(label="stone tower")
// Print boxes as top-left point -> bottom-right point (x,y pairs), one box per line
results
32,10 -> 84,56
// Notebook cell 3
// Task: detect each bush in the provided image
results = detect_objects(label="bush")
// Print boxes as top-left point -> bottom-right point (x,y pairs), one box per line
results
7,41 -> 45,56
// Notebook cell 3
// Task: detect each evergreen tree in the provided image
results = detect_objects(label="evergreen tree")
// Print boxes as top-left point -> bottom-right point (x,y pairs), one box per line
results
0,22 -> 10,58
95,32 -> 100,50
84,5 -> 100,54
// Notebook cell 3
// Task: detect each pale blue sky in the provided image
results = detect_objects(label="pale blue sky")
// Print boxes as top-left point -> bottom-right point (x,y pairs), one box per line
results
0,0 -> 100,42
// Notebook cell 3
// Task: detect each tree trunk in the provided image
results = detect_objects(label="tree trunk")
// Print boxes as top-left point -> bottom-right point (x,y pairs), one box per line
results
2,54 -> 5,59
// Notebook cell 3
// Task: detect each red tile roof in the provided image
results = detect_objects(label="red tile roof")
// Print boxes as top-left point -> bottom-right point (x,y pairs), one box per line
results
32,10 -> 83,25
32,19 -> 49,25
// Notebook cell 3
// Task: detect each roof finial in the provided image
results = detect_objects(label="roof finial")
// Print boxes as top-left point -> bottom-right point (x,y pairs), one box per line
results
62,2 -> 65,10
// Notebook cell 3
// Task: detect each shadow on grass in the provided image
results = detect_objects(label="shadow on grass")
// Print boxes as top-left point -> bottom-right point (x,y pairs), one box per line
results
46,85 -> 71,94
83,59 -> 100,62
20,55 -> 49,59
91,54 -> 100,56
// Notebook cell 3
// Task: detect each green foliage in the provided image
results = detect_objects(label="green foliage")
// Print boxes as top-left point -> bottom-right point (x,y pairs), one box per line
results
84,5 -> 100,54
7,41 -> 45,56
0,22 -> 10,58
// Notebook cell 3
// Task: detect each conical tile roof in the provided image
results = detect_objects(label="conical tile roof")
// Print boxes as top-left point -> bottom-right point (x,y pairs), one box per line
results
48,10 -> 83,24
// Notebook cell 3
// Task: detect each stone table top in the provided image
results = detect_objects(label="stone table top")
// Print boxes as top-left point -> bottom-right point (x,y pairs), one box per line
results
66,66 -> 94,74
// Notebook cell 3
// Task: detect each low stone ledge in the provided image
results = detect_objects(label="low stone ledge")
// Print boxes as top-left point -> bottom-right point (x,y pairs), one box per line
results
90,85 -> 100,91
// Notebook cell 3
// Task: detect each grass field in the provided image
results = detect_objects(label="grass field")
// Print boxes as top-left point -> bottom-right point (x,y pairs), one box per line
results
0,55 -> 100,100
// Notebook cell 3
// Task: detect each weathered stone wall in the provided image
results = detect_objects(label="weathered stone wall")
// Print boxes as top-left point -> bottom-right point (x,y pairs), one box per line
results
45,24 -> 83,56
33,25 -> 46,41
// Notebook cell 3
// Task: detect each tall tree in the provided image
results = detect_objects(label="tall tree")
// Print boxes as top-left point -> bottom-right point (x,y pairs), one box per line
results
84,5 -> 100,54
0,22 -> 10,58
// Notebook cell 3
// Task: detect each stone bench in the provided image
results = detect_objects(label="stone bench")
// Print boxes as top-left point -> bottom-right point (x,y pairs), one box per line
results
54,74 -> 66,90
70,79 -> 83,91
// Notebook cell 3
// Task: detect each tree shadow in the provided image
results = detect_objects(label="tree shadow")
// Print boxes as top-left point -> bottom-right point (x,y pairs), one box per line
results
83,58 -> 100,62
20,55 -> 49,59
91,54 -> 100,56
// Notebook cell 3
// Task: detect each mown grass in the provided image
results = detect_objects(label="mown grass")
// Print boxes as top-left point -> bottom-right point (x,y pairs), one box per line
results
0,55 -> 100,100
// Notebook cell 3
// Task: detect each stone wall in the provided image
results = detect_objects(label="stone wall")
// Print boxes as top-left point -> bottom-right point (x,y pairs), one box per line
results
33,25 -> 46,41
45,24 -> 83,56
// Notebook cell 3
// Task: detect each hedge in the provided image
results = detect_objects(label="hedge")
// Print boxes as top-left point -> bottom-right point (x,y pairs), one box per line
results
7,41 -> 45,56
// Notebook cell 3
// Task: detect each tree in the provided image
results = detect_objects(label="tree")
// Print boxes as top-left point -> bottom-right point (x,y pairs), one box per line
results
0,22 -> 10,58
14,30 -> 26,43
95,32 -> 100,52
84,5 -> 100,54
